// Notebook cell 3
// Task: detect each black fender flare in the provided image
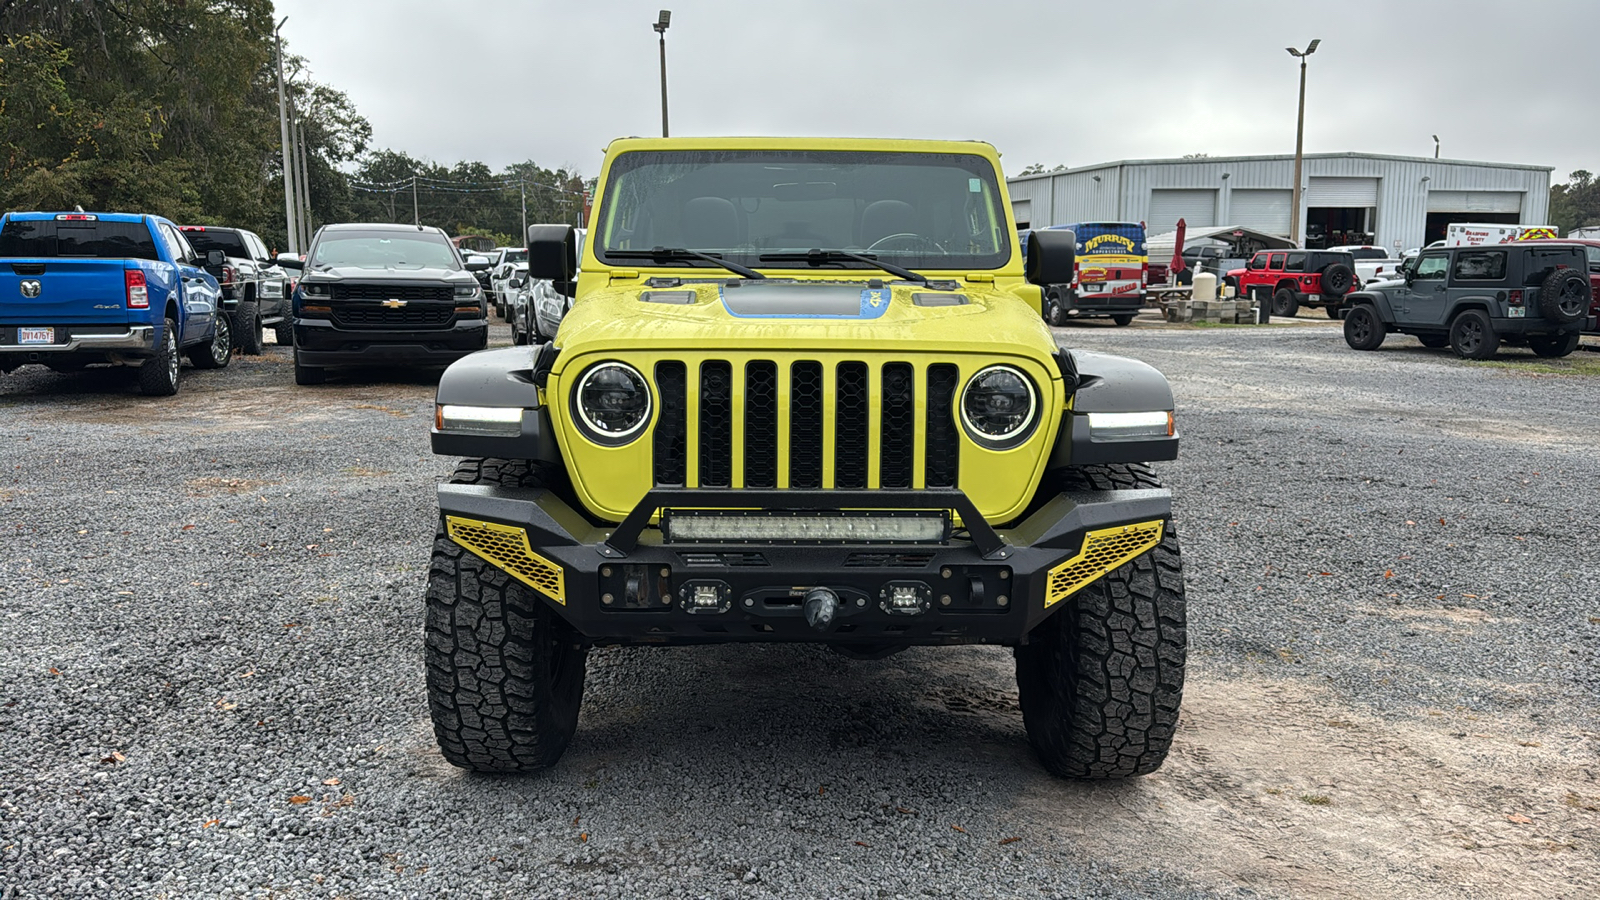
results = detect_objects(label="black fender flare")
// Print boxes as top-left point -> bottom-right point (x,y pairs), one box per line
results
430,344 -> 562,463
1049,350 -> 1178,468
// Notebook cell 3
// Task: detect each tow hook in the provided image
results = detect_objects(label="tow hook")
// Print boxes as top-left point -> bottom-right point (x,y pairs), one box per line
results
803,587 -> 839,632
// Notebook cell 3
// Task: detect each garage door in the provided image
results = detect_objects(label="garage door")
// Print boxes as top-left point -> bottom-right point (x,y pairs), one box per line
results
1425,191 -> 1522,214
1305,177 -> 1379,206
1147,189 -> 1216,231
1228,189 -> 1292,236
1011,199 -> 1031,229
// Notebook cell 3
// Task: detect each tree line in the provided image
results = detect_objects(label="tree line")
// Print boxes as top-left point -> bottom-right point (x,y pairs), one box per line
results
0,1 -> 582,251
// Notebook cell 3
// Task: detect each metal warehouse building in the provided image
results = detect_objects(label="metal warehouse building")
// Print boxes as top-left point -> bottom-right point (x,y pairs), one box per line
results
1006,152 -> 1551,253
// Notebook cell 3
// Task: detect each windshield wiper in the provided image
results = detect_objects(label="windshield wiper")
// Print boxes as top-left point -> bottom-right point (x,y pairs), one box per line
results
758,249 -> 927,284
608,247 -> 765,280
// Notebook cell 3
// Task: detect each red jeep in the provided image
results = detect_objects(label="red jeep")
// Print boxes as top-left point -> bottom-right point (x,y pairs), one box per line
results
1228,249 -> 1356,318
1516,238 -> 1600,333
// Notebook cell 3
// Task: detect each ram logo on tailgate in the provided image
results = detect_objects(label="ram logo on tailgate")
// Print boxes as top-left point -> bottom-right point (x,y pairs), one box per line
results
20,280 -> 42,298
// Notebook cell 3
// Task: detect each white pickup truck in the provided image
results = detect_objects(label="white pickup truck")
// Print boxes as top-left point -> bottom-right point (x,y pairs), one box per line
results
1326,244 -> 1403,285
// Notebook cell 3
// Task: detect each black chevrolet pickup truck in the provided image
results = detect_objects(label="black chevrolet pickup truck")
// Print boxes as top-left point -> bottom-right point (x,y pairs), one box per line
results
277,223 -> 490,385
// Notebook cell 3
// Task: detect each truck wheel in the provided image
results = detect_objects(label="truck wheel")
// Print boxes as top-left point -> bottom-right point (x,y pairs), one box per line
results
273,321 -> 294,347
1111,314 -> 1135,327
1323,303 -> 1342,319
1448,309 -> 1499,360
188,312 -> 232,369
1271,288 -> 1299,318
1342,305 -> 1385,351
234,299 -> 263,355
1537,268 -> 1589,323
1418,334 -> 1449,349
1529,332 -> 1580,358
293,356 -> 326,385
138,317 -> 181,396
1015,462 -> 1186,779
426,458 -> 587,772
1045,292 -> 1065,326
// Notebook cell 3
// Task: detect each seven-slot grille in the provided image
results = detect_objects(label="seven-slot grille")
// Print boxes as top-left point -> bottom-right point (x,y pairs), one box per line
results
651,359 -> 960,490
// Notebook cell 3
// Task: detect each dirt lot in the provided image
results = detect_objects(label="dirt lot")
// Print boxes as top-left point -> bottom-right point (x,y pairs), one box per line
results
1,321 -> 1596,898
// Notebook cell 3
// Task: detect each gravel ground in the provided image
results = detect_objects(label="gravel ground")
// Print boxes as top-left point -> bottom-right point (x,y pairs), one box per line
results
1,319 -> 1596,898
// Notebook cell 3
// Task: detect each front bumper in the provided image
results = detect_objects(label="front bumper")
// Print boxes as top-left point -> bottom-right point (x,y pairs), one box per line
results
0,325 -> 156,361
435,484 -> 1171,647
293,318 -> 488,367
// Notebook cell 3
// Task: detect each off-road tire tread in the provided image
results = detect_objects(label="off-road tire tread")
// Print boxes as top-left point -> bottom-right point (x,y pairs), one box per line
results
425,458 -> 586,772
235,298 -> 263,355
137,317 -> 180,396
1016,463 -> 1186,779
1538,268 -> 1589,324
273,321 -> 294,347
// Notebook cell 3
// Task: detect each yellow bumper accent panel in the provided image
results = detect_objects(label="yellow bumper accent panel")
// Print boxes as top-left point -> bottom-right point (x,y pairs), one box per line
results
445,516 -> 566,604
1044,520 -> 1165,608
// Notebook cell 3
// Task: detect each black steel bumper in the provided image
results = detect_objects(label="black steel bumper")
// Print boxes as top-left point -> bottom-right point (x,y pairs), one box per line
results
1059,290 -> 1144,316
435,484 -> 1171,647
293,318 -> 488,367
1488,316 -> 1582,337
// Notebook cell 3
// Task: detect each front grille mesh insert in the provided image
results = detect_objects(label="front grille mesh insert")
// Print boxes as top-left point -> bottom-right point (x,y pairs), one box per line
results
1045,521 -> 1165,608
445,516 -> 565,603
648,358 -> 967,491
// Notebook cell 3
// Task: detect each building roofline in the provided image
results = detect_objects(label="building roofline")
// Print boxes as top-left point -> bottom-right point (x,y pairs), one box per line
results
1006,151 -> 1553,181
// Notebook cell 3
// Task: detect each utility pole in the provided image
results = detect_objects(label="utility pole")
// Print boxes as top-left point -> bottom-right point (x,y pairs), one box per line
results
1286,38 -> 1320,247
274,17 -> 298,253
520,182 -> 527,239
294,119 -> 312,247
412,175 -> 419,226
654,10 -> 671,138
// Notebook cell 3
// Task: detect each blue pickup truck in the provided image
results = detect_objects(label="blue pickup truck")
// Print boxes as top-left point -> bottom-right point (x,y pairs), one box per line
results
0,211 -> 232,395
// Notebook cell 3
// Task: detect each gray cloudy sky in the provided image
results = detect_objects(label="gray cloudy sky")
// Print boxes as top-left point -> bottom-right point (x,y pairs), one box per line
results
277,0 -> 1597,182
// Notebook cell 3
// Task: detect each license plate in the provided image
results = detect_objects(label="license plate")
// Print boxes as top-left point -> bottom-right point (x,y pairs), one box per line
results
1508,307 -> 1525,318
1308,294 -> 1321,302
18,327 -> 54,344
1082,283 -> 1103,293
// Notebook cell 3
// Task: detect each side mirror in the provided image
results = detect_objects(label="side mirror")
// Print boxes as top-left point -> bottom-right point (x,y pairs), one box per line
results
205,249 -> 227,267
274,254 -> 304,269
528,223 -> 578,298
464,259 -> 490,272
1025,228 -> 1075,286
510,276 -> 527,288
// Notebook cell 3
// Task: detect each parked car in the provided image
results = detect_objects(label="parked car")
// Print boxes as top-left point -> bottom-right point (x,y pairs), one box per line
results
0,212 -> 231,394
426,135 -> 1187,780
511,227 -> 587,344
277,223 -> 490,385
179,225 -> 290,353
1325,244 -> 1403,286
488,248 -> 529,318
1342,242 -> 1590,359
1231,249 -> 1357,318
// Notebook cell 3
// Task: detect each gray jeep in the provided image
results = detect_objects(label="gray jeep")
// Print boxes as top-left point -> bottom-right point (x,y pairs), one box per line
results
1342,242 -> 1590,359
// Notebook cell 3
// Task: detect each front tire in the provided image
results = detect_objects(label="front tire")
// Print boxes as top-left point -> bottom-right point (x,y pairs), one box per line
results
1045,292 -> 1065,326
426,458 -> 587,772
1015,463 -> 1186,779
234,299 -> 264,355
293,356 -> 326,385
1449,309 -> 1499,360
1343,304 -> 1385,351
1111,313 -> 1135,327
273,321 -> 294,347
188,312 -> 232,369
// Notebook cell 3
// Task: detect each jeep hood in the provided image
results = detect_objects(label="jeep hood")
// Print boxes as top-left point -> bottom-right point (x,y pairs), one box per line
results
554,278 -> 1056,362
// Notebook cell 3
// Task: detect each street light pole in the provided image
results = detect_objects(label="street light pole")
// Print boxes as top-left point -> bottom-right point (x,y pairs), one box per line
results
412,175 -> 419,227
654,10 -> 671,138
274,17 -> 298,253
1286,38 -> 1320,247
1433,134 -> 1440,159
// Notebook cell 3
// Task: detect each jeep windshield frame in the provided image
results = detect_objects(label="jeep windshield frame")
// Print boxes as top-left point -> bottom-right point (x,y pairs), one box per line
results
593,149 -> 1011,272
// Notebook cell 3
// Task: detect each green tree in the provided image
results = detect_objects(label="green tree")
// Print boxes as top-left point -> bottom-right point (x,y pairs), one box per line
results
1550,169 -> 1598,236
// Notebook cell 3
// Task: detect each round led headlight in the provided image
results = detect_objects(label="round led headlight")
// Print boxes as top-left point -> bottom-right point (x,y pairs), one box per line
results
572,361 -> 651,445
960,365 -> 1038,448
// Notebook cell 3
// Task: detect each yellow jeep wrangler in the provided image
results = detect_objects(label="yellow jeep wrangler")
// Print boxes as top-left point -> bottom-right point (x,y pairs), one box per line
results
426,137 -> 1185,778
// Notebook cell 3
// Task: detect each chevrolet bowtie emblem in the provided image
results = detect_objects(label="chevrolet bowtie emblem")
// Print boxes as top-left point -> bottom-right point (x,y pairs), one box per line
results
382,299 -> 407,308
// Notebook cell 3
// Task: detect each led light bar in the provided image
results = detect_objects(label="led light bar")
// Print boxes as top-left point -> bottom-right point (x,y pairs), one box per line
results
663,510 -> 948,544
435,404 -> 525,437
1085,410 -> 1174,441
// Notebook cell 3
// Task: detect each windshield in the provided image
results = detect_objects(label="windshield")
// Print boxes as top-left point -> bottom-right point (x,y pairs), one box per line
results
309,232 -> 459,270
502,249 -> 528,264
595,149 -> 1010,270
1347,248 -> 1388,260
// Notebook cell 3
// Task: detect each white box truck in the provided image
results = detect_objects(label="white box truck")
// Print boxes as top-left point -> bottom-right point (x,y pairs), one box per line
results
1445,223 -> 1558,247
